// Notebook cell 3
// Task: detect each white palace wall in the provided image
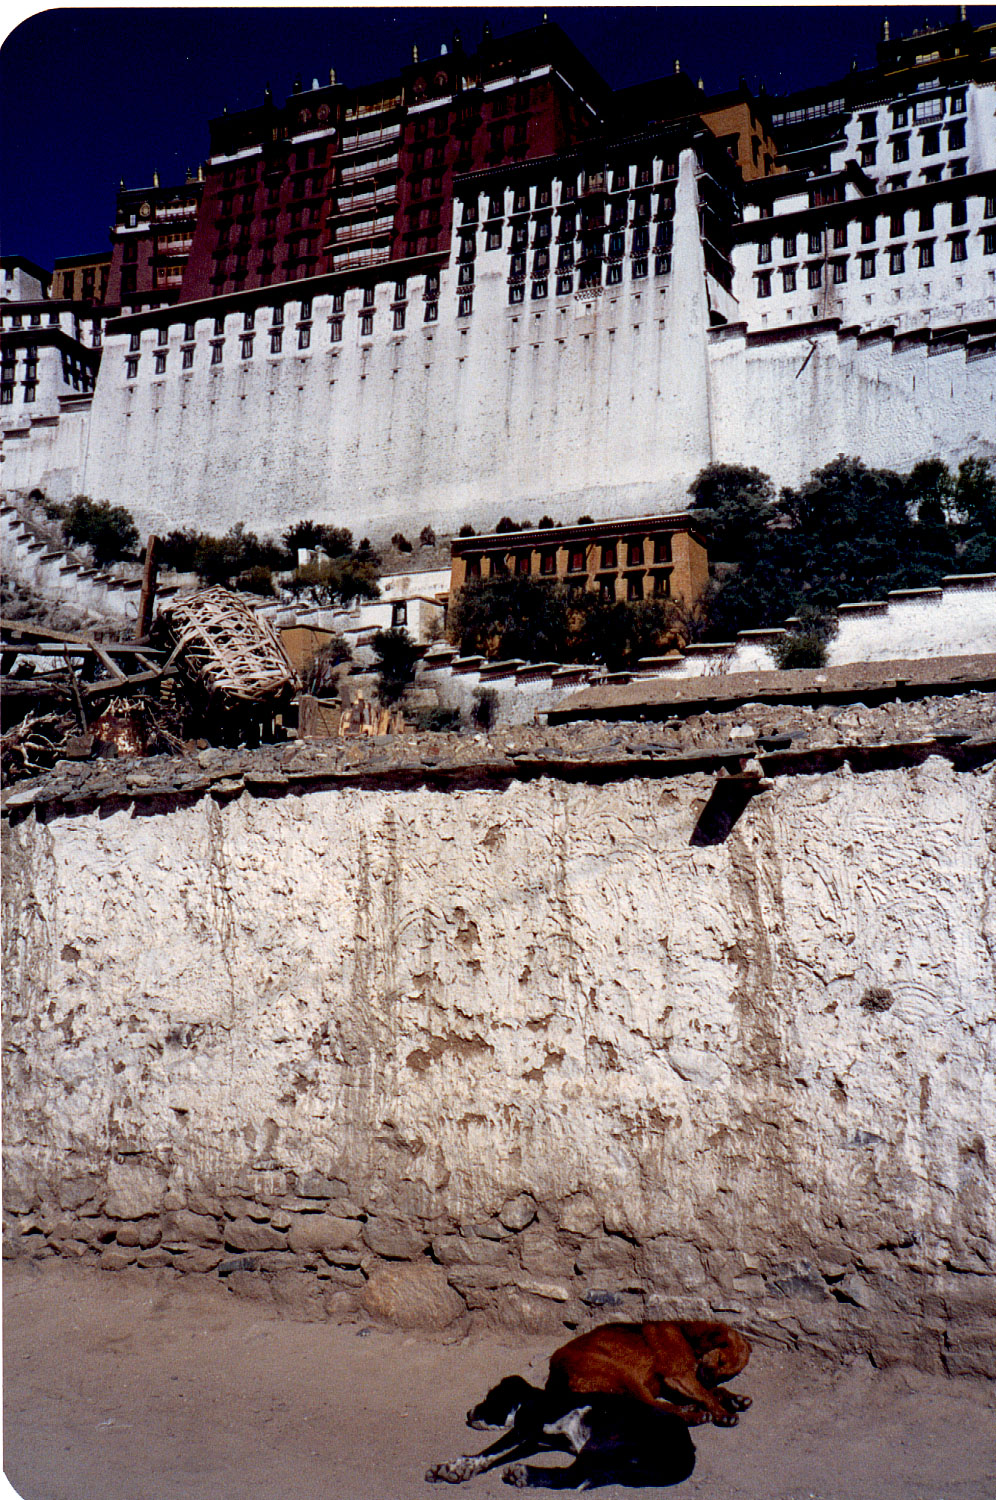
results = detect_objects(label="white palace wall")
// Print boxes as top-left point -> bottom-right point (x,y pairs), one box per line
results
13,148 -> 993,544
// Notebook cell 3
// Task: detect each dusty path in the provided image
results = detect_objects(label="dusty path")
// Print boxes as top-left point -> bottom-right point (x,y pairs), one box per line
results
3,1262 -> 994,1500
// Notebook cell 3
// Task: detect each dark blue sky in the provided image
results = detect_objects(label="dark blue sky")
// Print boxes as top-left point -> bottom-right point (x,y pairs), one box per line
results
2,6 -> 992,270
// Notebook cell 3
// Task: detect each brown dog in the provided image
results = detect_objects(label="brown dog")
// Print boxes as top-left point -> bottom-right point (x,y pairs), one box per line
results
546,1319 -> 752,1427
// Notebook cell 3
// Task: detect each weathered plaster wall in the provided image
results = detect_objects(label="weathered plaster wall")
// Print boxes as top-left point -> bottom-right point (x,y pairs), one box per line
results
3,761 -> 995,1371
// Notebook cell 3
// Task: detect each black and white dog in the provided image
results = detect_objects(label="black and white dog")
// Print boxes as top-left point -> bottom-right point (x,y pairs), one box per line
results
426,1374 -> 696,1490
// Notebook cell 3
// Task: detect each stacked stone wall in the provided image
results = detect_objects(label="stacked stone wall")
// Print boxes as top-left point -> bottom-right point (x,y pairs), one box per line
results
3,723 -> 994,1373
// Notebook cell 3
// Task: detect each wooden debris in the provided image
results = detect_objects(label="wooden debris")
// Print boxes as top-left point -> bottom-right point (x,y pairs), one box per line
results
159,588 -> 298,705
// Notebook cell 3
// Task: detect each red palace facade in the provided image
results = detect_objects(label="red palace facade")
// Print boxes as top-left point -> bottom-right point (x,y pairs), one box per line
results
107,19 -> 778,309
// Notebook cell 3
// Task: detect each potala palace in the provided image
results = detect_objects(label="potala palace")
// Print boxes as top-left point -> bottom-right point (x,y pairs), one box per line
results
2,13 -> 995,543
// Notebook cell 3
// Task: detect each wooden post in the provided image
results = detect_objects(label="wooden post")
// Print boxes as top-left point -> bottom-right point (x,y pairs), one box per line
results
137,535 -> 160,641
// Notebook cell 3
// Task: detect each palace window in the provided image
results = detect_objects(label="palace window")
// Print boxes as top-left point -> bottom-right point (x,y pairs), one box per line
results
893,135 -> 910,163
298,324 -> 311,348
360,313 -> 373,336
861,218 -> 875,244
920,204 -> 934,232
808,230 -> 823,255
757,240 -> 772,264
889,248 -> 905,275
23,383 -> 36,402
859,144 -> 876,167
890,212 -> 905,238
508,283 -> 525,304
983,229 -> 996,256
214,316 -> 225,336
568,547 -> 585,572
917,240 -> 934,268
757,271 -> 772,297
125,357 -> 139,379
951,199 -> 967,227
240,335 -> 253,358
627,574 -> 644,601
947,123 -> 966,152
362,285 -> 375,308
832,258 -> 847,283
425,271 -> 440,298
921,128 -> 940,155
243,310 -> 255,331
211,342 -> 223,364
807,263 -> 822,289
782,234 -> 797,258
860,253 -> 876,278
269,330 -> 282,354
782,268 -> 796,292
393,306 -> 406,331
458,294 -> 474,316
330,318 -> 343,342
950,235 -> 967,263
600,542 -> 617,569
424,299 -> 438,322
556,273 -> 574,295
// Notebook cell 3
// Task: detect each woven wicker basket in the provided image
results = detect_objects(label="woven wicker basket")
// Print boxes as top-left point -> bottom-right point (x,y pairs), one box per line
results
162,587 -> 298,704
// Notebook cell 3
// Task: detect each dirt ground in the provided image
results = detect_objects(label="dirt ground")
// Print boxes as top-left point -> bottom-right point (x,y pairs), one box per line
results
3,1261 -> 994,1500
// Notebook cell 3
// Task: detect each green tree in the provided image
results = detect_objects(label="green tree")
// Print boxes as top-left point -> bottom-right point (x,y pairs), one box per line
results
954,457 -> 996,571
449,575 -> 570,661
687,463 -> 775,562
372,627 -> 419,706
63,496 -> 139,565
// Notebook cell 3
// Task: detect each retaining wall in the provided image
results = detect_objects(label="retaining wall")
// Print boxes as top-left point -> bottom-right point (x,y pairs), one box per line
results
3,750 -> 994,1372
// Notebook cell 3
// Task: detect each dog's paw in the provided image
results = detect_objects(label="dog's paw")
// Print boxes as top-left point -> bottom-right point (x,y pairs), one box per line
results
681,1407 -> 711,1427
730,1393 -> 752,1411
501,1463 -> 530,1488
712,1410 -> 740,1427
426,1460 -> 474,1483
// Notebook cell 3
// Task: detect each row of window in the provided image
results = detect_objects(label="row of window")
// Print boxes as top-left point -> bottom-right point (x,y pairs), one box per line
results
857,123 -> 966,168
0,382 -> 36,403
757,199 -> 993,262
756,232 -> 992,294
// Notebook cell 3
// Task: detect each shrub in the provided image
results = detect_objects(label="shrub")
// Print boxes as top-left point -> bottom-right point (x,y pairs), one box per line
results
771,631 -> 828,670
495,516 -> 518,533
63,496 -> 139,565
576,514 -> 593,524
411,705 -> 461,732
538,515 -> 554,528
236,565 -> 276,597
471,687 -> 498,729
419,525 -> 437,547
391,532 -> 413,552
372,627 -> 420,706
458,523 -> 476,538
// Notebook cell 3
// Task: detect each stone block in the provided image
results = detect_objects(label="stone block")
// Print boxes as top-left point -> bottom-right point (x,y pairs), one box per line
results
361,1262 -> 465,1330
162,1209 -> 224,1247
104,1163 -> 167,1220
433,1233 -> 510,1268
499,1194 -> 537,1232
172,1247 -> 224,1273
517,1227 -> 569,1279
361,1217 -> 428,1260
286,1213 -> 361,1257
224,1218 -> 287,1253
55,1174 -> 102,1212
491,1287 -> 567,1333
137,1248 -> 174,1269
100,1246 -> 137,1271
